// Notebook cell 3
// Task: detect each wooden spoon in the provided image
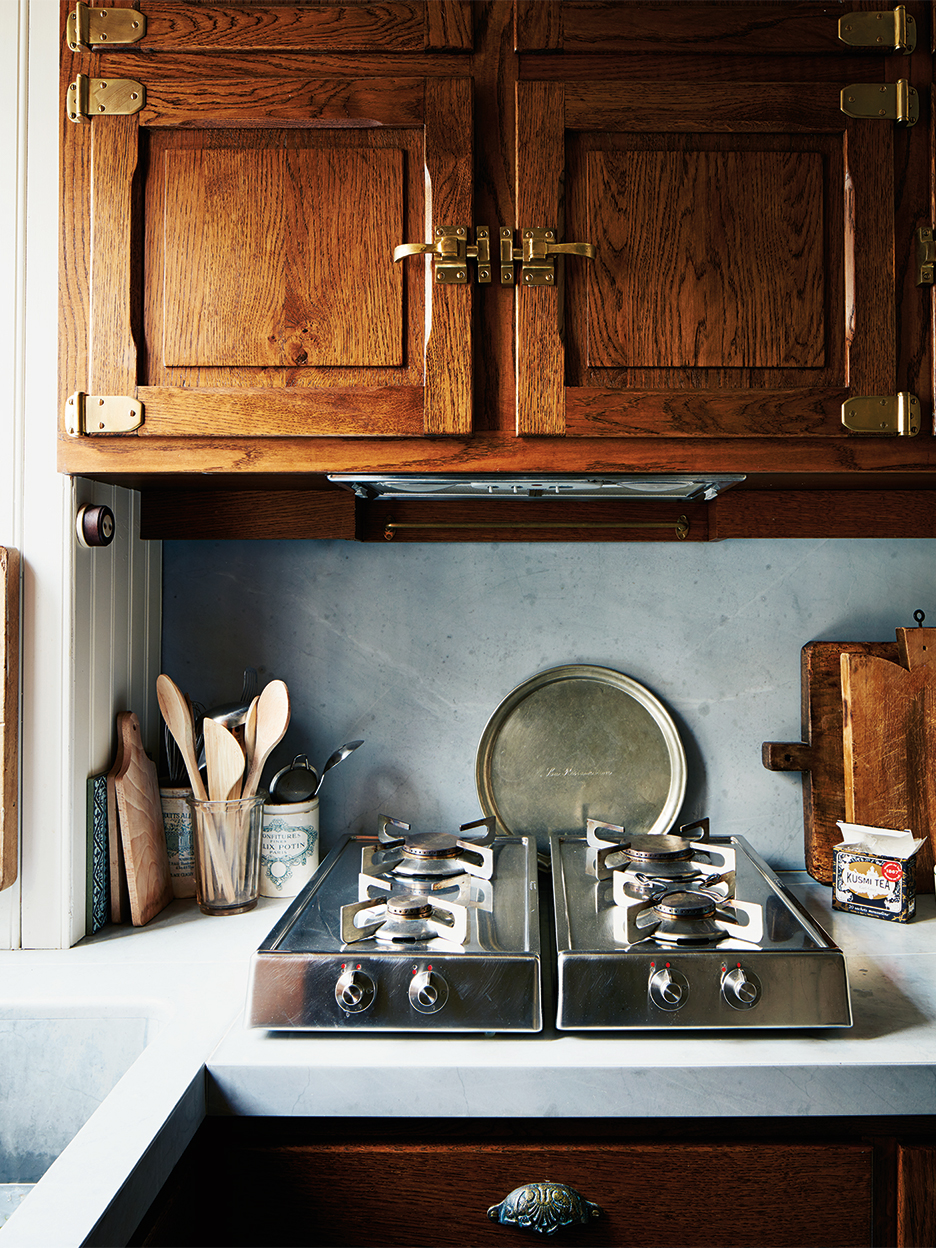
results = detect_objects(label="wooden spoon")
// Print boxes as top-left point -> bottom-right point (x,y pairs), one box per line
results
241,679 -> 291,800
203,716 -> 246,803
156,673 -> 208,802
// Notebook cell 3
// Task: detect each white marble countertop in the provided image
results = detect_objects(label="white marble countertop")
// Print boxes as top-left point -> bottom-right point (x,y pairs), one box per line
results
206,878 -> 936,1120
3,876 -> 936,1247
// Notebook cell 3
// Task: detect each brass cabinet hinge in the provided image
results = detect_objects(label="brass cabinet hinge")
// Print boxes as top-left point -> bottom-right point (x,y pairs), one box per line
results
841,393 -> 920,436
65,392 -> 144,436
840,79 -> 918,126
393,226 -> 491,284
67,3 -> 147,52
916,227 -> 935,286
838,5 -> 916,53
66,73 -> 145,123
501,227 -> 597,286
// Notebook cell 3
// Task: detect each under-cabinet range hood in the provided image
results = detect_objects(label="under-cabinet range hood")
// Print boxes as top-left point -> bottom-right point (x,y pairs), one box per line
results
328,474 -> 746,502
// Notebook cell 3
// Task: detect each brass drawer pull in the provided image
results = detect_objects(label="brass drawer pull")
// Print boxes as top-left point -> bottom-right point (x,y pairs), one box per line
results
488,1182 -> 603,1235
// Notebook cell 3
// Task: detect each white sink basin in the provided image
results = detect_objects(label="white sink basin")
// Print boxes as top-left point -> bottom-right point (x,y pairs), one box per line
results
0,1000 -> 158,1229
0,1003 -> 153,1185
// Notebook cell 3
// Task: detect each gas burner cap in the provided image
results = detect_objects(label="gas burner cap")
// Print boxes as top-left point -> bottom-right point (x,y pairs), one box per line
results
651,890 -> 716,920
385,893 -> 433,919
623,834 -> 696,862
402,833 -> 461,859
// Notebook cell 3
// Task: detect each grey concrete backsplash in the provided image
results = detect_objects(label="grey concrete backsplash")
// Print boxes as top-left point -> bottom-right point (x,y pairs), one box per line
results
162,538 -> 935,869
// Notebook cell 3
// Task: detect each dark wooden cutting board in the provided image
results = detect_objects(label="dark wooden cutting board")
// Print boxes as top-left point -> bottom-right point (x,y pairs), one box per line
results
762,640 -> 902,887
841,627 -> 936,892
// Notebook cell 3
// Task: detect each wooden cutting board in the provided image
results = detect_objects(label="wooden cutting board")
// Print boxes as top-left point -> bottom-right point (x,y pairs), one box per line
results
841,627 -> 936,892
762,640 -> 899,886
107,727 -> 131,923
113,711 -> 173,926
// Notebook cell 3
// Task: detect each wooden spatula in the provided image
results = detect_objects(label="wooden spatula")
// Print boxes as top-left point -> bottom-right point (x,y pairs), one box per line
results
204,716 -> 246,803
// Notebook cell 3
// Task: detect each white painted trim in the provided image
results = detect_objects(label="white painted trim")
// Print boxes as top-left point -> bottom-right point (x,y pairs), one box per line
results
1,0 -> 162,948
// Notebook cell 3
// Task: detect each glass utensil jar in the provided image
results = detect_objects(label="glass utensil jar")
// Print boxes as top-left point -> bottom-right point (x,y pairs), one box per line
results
187,795 -> 264,916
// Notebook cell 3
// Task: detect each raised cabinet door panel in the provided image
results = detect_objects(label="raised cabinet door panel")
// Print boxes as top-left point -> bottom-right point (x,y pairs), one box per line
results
67,17 -> 475,439
159,147 -> 404,370
516,73 -> 898,438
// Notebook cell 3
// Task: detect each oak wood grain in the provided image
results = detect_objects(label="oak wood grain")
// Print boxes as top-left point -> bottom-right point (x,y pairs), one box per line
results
0,548 -> 19,893
516,3 -> 849,54
135,386 -> 425,436
140,76 -> 426,128
139,3 -> 428,51
423,75 -> 474,435
59,429 -> 936,478
161,147 -> 403,368
898,1144 -> 936,1248
89,116 -> 139,397
425,0 -> 472,50
586,151 -> 824,370
516,80 -> 564,436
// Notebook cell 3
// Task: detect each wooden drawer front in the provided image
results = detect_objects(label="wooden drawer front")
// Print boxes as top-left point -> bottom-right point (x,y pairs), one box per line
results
898,1145 -> 936,1248
185,1140 -> 873,1247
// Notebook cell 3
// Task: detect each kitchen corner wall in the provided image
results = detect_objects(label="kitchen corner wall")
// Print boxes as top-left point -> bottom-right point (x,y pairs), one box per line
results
162,537 -> 935,870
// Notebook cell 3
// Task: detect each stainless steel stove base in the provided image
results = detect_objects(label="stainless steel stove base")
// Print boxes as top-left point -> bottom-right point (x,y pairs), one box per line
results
551,834 -> 852,1031
248,833 -> 542,1033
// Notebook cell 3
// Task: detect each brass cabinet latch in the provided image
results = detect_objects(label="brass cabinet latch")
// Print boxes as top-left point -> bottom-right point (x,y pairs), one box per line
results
500,227 -> 597,286
838,6 -> 916,54
66,73 -> 145,123
65,392 -> 144,436
916,227 -> 934,286
67,3 -> 147,52
840,79 -> 918,126
393,226 -> 491,284
394,226 -> 596,285
841,393 -> 920,436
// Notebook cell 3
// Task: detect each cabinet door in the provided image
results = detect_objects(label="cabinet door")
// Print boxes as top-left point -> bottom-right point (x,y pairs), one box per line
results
62,3 -> 474,441
514,2 -> 928,441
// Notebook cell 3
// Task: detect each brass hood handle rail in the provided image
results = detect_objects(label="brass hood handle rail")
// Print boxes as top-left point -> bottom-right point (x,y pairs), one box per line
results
383,516 -> 690,540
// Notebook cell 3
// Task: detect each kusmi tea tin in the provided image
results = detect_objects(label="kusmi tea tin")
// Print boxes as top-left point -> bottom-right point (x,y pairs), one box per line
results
832,843 -> 916,922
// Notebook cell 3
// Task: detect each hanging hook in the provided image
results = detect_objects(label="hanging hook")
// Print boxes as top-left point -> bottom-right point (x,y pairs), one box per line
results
914,609 -> 926,627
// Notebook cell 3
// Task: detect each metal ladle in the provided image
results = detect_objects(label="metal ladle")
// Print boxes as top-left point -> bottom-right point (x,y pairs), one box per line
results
314,740 -> 364,796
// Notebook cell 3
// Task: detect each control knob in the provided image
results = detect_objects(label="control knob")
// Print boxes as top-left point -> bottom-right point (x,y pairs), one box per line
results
409,969 -> 449,1014
721,965 -> 762,1010
648,966 -> 689,1012
335,967 -> 376,1014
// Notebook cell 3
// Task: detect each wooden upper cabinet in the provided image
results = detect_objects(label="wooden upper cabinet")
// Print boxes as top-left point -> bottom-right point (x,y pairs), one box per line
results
514,1 -> 928,439
59,0 -> 935,481
62,2 -> 475,442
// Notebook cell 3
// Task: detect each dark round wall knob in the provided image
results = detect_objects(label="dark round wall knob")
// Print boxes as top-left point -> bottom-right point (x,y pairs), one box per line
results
76,503 -> 115,548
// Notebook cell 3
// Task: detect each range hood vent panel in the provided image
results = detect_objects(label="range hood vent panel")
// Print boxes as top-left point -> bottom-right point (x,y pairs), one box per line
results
328,474 -> 746,503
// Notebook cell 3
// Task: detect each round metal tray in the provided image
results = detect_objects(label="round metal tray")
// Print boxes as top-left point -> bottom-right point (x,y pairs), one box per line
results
475,665 -> 686,841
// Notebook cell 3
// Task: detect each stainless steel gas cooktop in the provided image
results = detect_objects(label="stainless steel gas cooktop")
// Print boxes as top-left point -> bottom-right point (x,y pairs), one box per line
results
248,817 -> 542,1033
551,820 -> 852,1030
248,812 -> 851,1034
